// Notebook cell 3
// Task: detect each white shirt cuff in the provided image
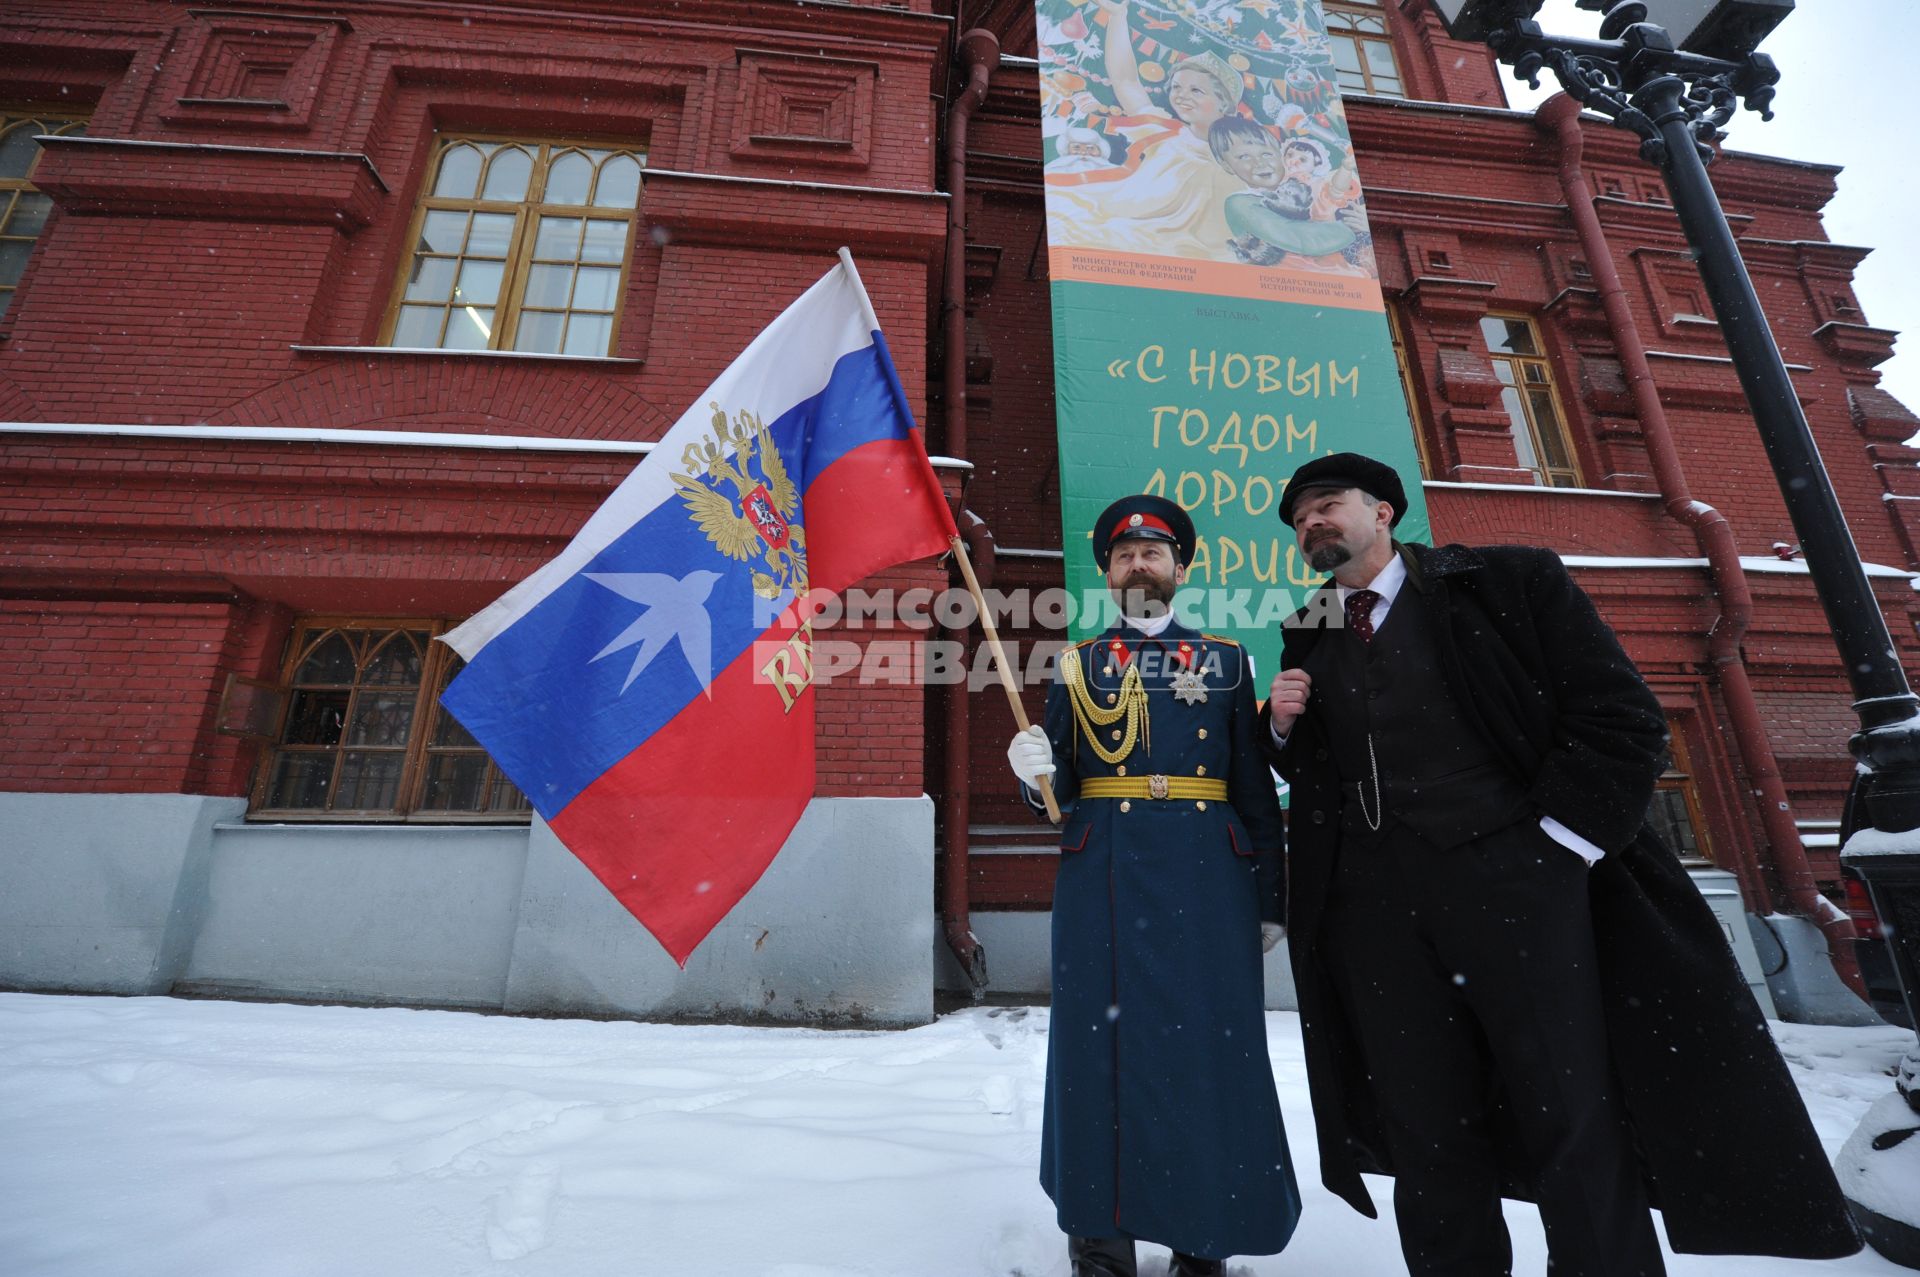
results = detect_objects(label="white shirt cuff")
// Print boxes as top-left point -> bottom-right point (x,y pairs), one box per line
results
1270,723 -> 1289,749
1540,814 -> 1604,865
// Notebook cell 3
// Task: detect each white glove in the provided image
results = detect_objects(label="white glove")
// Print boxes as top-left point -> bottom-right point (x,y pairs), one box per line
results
1007,725 -> 1056,786
1261,922 -> 1285,954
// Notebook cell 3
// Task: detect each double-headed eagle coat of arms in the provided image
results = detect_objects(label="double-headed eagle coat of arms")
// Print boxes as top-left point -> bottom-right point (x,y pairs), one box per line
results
671,403 -> 808,601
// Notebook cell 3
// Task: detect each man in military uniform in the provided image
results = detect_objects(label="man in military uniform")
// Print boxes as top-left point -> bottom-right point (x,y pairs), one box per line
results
1005,494 -> 1300,1277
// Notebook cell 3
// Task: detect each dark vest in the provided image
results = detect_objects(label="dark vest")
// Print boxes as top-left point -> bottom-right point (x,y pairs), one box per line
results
1308,581 -> 1531,848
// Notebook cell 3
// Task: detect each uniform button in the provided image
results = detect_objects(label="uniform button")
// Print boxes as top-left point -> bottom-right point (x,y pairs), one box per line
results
1196,801 -> 1208,812
1104,666 -> 1114,676
1120,800 -> 1132,813
1197,729 -> 1208,740
1116,765 -> 1127,776
1110,729 -> 1123,742
1315,748 -> 1329,762
1106,692 -> 1117,705
1195,765 -> 1206,776
1311,810 -> 1326,825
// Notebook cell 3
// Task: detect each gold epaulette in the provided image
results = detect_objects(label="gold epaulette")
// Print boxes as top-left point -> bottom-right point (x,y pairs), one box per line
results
1200,633 -> 1241,646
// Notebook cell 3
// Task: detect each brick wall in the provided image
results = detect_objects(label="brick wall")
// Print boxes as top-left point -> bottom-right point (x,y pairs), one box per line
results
0,0 -> 953,800
0,600 -> 235,791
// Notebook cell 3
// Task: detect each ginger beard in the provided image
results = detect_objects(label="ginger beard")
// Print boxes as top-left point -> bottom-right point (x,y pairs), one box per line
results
1106,542 -> 1184,619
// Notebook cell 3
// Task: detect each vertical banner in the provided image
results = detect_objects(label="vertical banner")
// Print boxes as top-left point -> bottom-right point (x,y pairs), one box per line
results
1039,0 -> 1428,671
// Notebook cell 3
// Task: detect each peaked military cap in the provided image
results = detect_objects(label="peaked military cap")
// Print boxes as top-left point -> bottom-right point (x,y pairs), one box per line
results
1277,451 -> 1408,528
1091,494 -> 1196,571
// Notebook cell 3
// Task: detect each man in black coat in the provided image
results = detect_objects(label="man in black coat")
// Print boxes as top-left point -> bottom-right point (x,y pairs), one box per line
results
1263,452 -> 1859,1275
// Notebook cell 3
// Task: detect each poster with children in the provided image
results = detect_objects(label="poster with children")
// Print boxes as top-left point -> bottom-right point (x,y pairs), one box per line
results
1038,0 -> 1429,664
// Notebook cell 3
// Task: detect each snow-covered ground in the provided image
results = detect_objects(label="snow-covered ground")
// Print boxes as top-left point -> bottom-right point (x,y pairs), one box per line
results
0,992 -> 1910,1277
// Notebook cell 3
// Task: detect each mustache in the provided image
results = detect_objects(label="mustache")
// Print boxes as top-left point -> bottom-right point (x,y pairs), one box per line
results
1118,565 -> 1172,586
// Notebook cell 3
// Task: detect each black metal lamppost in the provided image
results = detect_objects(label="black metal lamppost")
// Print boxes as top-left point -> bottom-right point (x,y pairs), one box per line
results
1427,0 -> 1920,1261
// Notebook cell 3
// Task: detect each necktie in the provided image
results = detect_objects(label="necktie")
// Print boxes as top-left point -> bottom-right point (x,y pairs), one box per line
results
1345,589 -> 1381,643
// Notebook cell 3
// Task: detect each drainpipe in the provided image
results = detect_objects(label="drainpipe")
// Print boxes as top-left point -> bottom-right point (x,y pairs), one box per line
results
1537,94 -> 1863,991
943,26 -> 999,461
938,29 -> 1000,997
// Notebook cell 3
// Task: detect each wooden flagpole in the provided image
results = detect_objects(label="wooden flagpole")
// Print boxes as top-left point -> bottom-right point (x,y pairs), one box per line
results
948,534 -> 1061,824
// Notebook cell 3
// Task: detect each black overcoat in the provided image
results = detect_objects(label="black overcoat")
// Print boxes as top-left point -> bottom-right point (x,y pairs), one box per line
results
1264,541 -> 1859,1259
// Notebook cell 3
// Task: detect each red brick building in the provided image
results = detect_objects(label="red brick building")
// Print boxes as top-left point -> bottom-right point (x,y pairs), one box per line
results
947,0 -> 1915,1014
0,0 -> 1911,1017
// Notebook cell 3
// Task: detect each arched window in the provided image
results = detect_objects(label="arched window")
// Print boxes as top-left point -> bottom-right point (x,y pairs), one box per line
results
0,110 -> 89,322
1650,725 -> 1712,867
244,620 -> 529,821
1481,314 -> 1581,488
384,136 -> 647,357
1385,300 -> 1433,477
1326,1 -> 1405,99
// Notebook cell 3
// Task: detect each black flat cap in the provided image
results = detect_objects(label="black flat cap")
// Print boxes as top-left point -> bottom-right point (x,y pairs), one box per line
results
1091,494 -> 1197,571
1277,452 -> 1407,528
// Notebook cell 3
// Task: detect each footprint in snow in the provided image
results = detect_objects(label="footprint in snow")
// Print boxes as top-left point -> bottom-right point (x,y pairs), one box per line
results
485,1159 -> 560,1261
981,1073 -> 1017,1116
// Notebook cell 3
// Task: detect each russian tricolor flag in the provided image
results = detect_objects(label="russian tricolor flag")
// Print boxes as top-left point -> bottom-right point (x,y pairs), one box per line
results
440,252 -> 957,964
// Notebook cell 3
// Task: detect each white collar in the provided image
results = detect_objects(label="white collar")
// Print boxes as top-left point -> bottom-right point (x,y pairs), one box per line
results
1334,551 -> 1407,607
1119,610 -> 1176,637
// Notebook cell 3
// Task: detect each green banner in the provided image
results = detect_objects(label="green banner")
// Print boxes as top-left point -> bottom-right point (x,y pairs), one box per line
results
1039,0 -> 1428,673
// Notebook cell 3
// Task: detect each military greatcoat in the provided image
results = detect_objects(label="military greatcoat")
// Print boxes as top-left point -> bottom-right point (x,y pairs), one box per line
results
1025,617 -> 1300,1260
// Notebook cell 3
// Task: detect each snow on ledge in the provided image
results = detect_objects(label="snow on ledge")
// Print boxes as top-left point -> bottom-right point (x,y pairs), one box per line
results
0,420 -> 658,454
289,344 -> 643,364
1423,480 -> 1659,500
0,422 -> 973,469
1559,552 -> 1914,580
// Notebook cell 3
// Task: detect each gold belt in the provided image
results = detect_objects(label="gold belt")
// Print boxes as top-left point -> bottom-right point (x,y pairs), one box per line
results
1078,775 -> 1228,801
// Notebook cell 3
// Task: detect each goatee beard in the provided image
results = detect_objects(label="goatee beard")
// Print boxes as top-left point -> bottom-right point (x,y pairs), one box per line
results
1306,539 -> 1352,572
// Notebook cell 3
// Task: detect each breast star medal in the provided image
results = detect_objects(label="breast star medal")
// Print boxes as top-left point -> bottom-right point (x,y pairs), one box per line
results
1171,666 -> 1208,704
1168,640 -> 1207,704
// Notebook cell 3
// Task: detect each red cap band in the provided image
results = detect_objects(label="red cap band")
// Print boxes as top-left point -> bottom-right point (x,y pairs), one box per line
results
1109,512 -> 1175,543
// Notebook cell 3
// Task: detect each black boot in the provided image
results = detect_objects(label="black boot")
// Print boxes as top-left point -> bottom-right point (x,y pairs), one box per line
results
1167,1253 -> 1224,1277
1067,1234 -> 1138,1277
